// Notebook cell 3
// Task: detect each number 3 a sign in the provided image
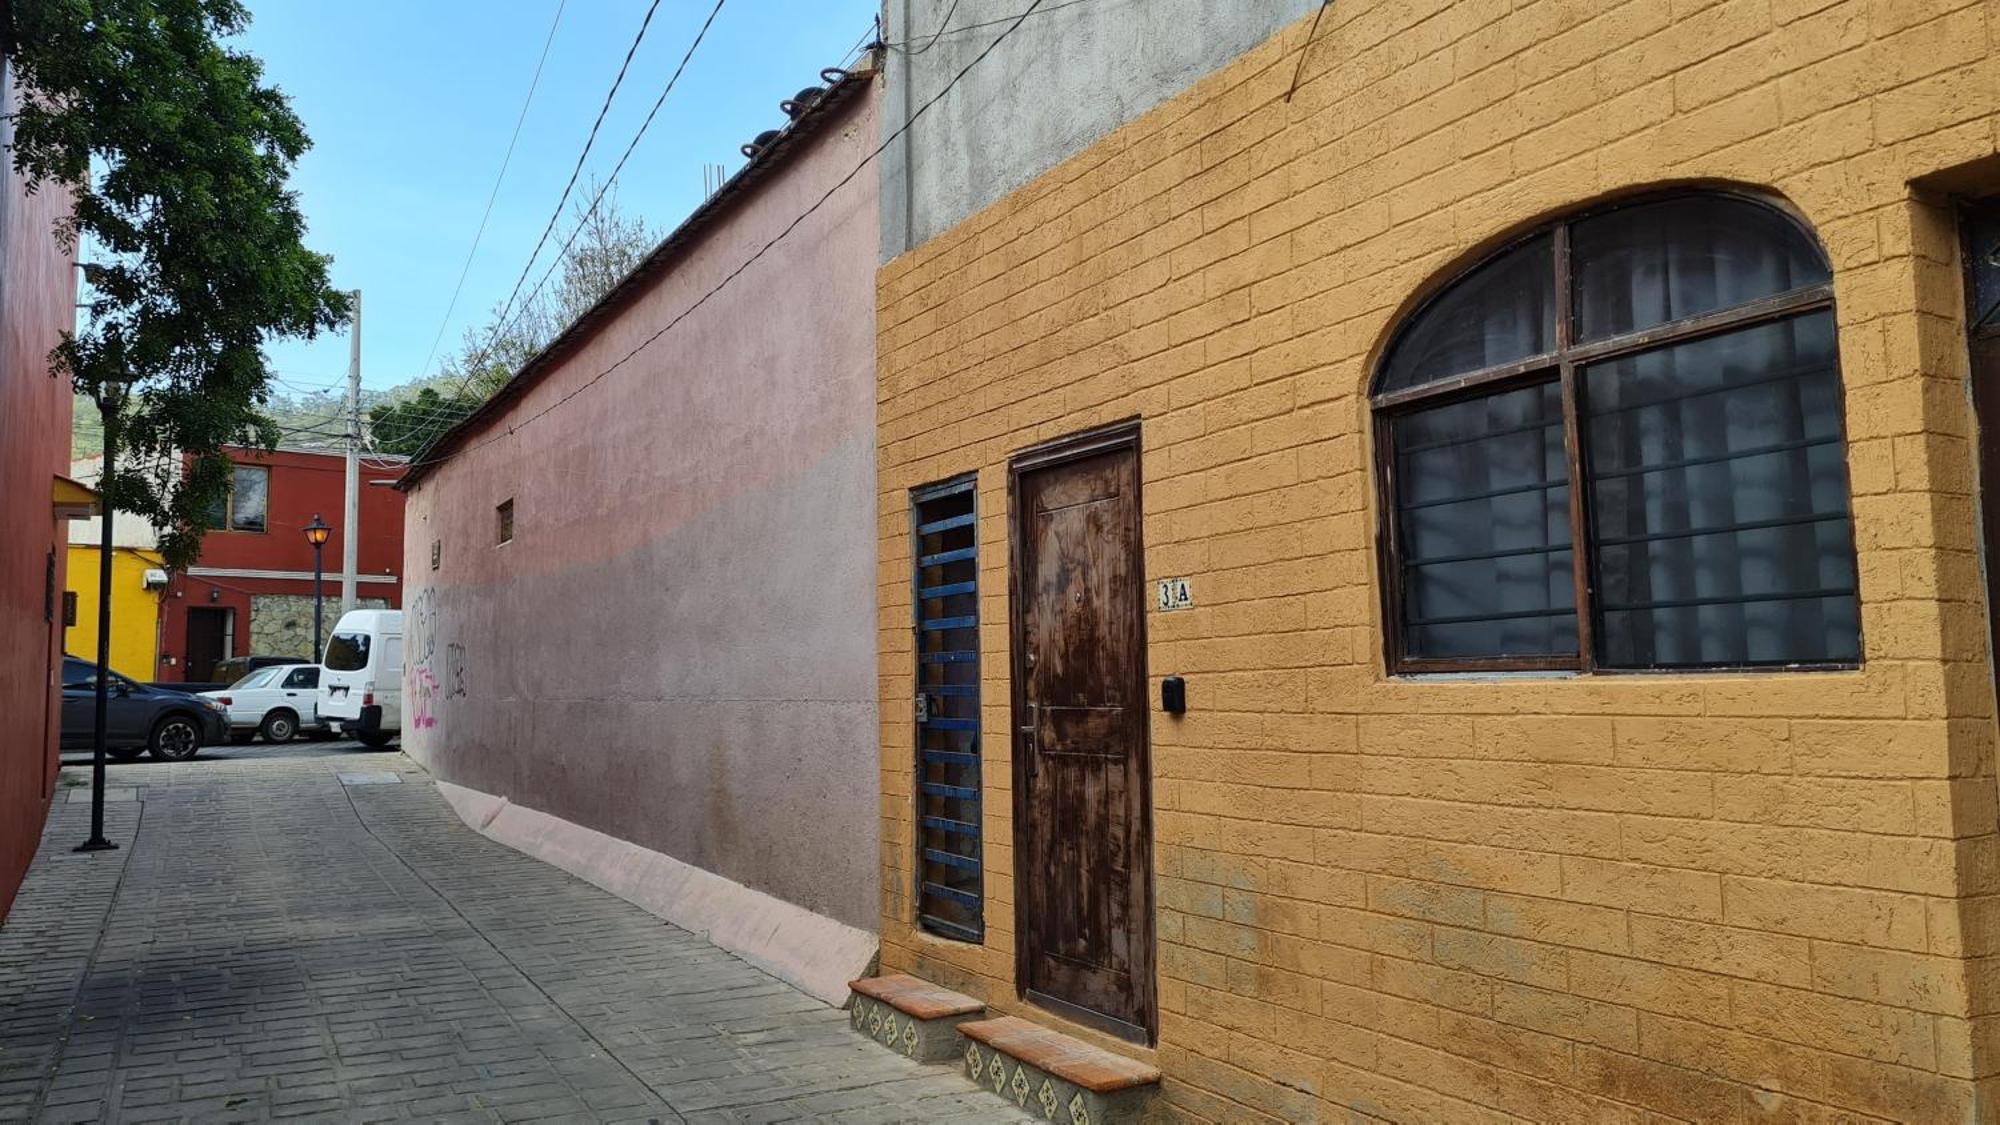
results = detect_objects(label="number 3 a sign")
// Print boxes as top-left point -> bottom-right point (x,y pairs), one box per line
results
1156,577 -> 1193,612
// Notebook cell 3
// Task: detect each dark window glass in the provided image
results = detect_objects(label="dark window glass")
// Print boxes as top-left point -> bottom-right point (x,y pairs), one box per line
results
1583,311 -> 1857,666
324,633 -> 370,671
1393,381 -> 1576,659
1378,235 -> 1555,393
1373,192 -> 1857,671
496,499 -> 514,544
1572,196 -> 1830,342
230,466 -> 268,532
284,667 -> 318,689
1969,206 -> 2000,333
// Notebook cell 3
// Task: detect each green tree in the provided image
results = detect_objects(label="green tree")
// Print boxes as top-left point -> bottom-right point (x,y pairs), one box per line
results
368,386 -> 475,458
7,0 -> 349,569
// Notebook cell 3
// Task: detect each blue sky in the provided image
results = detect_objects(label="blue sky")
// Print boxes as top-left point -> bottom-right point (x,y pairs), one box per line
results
243,0 -> 880,395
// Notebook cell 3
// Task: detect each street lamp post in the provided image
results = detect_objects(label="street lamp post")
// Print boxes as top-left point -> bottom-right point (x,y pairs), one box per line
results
76,391 -> 120,853
303,513 -> 330,659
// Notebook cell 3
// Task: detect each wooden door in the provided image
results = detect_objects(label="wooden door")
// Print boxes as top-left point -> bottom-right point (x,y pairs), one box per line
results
185,608 -> 227,684
1010,422 -> 1155,1043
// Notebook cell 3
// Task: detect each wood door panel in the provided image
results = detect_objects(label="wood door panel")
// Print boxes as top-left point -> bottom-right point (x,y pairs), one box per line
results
1011,425 -> 1155,1043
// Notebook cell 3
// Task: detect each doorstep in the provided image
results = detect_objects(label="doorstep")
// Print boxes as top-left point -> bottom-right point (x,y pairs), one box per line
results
847,973 -> 986,1062
958,1015 -> 1160,1125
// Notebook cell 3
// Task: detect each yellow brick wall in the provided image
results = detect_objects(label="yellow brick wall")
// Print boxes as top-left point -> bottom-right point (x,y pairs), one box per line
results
875,1 -> 2000,1120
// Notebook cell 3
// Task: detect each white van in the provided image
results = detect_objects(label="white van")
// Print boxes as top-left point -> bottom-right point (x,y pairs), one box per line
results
318,609 -> 403,748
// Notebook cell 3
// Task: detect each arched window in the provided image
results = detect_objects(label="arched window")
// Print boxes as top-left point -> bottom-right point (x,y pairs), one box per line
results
1372,191 -> 1859,672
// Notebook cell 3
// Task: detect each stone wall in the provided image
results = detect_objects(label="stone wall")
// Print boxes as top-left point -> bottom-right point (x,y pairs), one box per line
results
250,594 -> 386,661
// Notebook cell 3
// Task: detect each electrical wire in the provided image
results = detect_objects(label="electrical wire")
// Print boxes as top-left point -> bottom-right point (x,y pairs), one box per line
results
1285,0 -> 1332,104
406,0 -> 1050,477
906,0 -> 963,55
460,0 -> 666,399
470,0 -> 728,388
838,13 -> 880,68
882,0 -> 1092,48
413,0 -> 569,384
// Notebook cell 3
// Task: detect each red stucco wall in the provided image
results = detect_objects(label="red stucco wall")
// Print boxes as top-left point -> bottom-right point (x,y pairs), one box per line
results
0,53 -> 78,920
155,447 -> 406,679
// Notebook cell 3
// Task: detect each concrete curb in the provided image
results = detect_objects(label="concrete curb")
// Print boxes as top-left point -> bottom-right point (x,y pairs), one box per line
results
434,779 -> 876,1006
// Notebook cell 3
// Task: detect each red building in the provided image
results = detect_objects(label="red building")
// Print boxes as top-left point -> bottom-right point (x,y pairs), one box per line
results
156,446 -> 407,684
0,50 -> 80,920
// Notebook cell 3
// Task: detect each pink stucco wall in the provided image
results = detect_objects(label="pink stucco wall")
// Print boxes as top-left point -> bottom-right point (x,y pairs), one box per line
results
0,54 -> 77,920
401,83 -> 881,930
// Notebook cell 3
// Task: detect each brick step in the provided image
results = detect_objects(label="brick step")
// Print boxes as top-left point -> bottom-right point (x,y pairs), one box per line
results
957,1016 -> 1160,1125
846,973 -> 986,1062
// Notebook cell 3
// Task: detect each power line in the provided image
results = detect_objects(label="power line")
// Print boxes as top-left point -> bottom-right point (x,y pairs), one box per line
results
408,0 -> 1050,478
882,0 -> 1092,48
464,0 -> 666,395
482,0 -> 729,377
838,13 -> 880,68
414,0 -> 569,384
907,0 -> 963,55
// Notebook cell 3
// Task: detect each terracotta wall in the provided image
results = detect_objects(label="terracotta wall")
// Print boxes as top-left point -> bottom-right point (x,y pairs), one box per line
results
0,52 -> 77,920
875,1 -> 2000,1119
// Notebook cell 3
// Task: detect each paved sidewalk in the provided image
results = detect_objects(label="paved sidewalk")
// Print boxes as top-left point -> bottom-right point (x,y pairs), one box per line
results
0,745 -> 1026,1123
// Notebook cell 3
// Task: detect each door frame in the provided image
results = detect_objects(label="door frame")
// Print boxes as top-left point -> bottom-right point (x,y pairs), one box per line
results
1005,417 -> 1158,1044
185,605 -> 232,684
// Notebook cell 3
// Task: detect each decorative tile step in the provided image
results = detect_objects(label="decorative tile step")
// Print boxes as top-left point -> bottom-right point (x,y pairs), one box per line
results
847,973 -> 986,1062
957,1016 -> 1159,1125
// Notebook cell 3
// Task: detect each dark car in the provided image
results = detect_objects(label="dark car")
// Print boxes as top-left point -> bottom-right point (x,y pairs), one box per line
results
61,656 -> 230,761
173,654 -> 302,695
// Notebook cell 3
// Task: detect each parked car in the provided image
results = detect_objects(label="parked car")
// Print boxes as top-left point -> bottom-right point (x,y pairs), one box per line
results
60,655 -> 230,761
171,653 -> 303,695
200,663 -> 327,744
318,609 -> 402,749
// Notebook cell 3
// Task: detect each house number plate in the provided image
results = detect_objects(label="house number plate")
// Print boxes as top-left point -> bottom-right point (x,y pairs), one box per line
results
1156,577 -> 1193,612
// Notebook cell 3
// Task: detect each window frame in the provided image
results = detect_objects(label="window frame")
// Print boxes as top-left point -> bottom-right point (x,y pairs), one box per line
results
207,464 -> 271,533
909,473 -> 985,943
496,498 -> 514,545
1371,189 -> 1853,677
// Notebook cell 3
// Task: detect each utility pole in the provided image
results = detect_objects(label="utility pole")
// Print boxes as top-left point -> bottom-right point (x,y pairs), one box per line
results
341,289 -> 361,614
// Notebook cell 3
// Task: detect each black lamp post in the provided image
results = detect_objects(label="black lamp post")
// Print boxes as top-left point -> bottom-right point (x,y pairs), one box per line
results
76,390 -> 120,853
303,513 -> 330,659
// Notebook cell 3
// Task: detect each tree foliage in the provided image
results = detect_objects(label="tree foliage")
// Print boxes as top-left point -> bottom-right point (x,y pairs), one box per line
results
368,180 -> 655,458
6,0 -> 349,568
368,387 -> 475,458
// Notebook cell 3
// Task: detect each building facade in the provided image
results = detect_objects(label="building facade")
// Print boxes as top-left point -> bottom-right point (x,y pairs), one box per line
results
62,544 -> 165,680
0,46 -> 79,920
397,71 -> 882,1002
69,445 -> 406,684
873,0 -> 2000,1119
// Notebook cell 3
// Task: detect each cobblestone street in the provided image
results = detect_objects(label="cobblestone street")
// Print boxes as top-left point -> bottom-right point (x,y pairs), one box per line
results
0,744 -> 1027,1123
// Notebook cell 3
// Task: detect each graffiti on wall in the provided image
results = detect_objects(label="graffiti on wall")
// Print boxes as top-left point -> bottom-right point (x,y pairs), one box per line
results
412,666 -> 441,730
405,588 -> 460,733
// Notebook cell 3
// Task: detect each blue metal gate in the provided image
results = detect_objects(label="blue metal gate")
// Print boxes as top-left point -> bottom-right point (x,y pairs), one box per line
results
911,475 -> 982,941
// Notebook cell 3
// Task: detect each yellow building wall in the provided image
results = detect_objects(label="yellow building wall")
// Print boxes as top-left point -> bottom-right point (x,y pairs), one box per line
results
65,545 -> 162,680
876,1 -> 2000,1120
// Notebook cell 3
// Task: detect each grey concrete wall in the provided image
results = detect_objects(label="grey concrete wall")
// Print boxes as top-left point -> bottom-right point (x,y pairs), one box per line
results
879,0 -> 1320,259
400,85 -> 881,932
